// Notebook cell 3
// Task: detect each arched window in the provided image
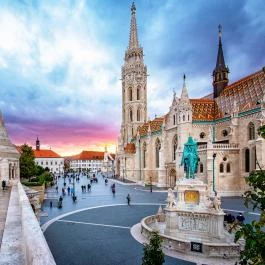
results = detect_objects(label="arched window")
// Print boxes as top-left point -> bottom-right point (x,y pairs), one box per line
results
129,87 -> 133,101
173,115 -> 175,125
219,163 -> 224,173
137,87 -> 140,100
200,163 -> 203,173
155,139 -> 161,168
248,122 -> 255,140
129,109 -> 133,122
143,142 -> 146,168
173,135 -> 178,161
183,115 -> 185,122
137,108 -> 140,121
226,163 -> 231,173
245,149 -> 250,172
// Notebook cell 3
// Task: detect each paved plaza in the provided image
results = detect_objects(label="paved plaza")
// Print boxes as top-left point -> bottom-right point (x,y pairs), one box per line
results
41,174 -> 259,265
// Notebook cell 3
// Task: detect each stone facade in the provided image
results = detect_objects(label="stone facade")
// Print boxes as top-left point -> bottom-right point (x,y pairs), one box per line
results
116,4 -> 265,196
0,112 -> 20,186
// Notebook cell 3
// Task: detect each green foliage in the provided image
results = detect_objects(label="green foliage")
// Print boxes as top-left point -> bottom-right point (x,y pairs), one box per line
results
21,181 -> 42,187
142,231 -> 165,265
35,165 -> 45,176
235,170 -> 265,265
19,144 -> 36,179
258,124 -> 265,139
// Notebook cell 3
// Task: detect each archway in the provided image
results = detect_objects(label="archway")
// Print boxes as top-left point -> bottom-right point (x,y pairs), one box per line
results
169,168 -> 176,188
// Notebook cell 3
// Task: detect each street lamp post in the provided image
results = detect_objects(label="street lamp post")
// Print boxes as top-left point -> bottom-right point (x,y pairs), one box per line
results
139,139 -> 141,181
150,176 -> 152,193
213,153 -> 217,193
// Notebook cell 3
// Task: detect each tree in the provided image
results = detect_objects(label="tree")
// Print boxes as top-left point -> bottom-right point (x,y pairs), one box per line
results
235,125 -> 265,264
19,144 -> 36,179
142,231 -> 165,265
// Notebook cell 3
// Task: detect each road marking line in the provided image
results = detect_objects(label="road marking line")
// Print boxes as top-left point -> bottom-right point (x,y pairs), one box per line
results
57,219 -> 130,229
249,212 -> 261,216
223,209 -> 245,213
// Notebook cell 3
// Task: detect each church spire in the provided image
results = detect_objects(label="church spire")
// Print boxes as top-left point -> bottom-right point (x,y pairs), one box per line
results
128,2 -> 139,49
213,24 -> 229,98
180,74 -> 189,100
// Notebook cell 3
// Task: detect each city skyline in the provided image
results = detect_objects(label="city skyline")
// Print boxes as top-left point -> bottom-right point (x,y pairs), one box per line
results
0,0 -> 264,156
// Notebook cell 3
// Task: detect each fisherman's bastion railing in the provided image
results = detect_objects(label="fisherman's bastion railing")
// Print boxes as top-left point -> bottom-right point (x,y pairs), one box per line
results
0,181 -> 56,265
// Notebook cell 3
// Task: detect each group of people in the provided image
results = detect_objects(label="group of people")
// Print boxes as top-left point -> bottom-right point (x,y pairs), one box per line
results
81,184 -> 91,192
224,212 -> 245,224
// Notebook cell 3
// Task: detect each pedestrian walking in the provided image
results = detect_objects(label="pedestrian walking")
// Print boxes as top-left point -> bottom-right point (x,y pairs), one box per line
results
67,186 -> 70,195
2,180 -> 6,190
87,184 -> 91,191
126,194 -> 131,206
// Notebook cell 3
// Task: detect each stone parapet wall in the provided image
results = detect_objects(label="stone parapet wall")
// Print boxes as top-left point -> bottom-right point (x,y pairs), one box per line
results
17,182 -> 56,265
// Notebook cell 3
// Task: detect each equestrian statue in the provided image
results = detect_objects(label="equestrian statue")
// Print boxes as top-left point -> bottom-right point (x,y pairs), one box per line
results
180,136 -> 198,179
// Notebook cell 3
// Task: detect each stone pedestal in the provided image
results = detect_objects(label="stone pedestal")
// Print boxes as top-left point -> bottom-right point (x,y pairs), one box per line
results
164,208 -> 177,235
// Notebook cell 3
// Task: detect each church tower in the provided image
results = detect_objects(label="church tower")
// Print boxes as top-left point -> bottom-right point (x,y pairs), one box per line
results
120,2 -> 147,147
36,137 -> 40,151
213,25 -> 229,98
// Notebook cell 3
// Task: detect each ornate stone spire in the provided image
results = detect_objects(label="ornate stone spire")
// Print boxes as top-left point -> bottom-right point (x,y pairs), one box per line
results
180,74 -> 189,101
128,2 -> 139,49
213,24 -> 229,98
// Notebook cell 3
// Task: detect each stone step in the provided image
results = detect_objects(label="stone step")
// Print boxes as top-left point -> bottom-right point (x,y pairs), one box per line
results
0,188 -> 11,246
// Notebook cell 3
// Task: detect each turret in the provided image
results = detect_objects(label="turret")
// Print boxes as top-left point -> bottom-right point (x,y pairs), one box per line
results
213,25 -> 229,98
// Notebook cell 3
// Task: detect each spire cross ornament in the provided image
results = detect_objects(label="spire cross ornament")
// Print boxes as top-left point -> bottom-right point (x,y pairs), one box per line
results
131,2 -> 136,14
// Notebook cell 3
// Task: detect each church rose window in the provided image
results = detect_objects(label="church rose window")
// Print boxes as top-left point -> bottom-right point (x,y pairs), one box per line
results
199,132 -> 205,139
222,130 -> 228,137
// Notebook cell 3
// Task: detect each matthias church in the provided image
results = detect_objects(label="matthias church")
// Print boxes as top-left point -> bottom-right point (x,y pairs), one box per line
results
116,3 -> 265,196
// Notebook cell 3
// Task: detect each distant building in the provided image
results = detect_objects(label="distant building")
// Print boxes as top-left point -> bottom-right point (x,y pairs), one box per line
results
33,138 -> 64,174
70,150 -> 115,175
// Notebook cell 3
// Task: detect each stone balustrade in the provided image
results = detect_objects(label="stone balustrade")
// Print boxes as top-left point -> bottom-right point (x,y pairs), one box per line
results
17,182 -> 56,265
198,143 -> 239,150
212,143 -> 239,149
0,182 -> 56,265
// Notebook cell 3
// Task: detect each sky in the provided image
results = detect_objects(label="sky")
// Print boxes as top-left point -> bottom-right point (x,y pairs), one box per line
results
0,0 -> 264,156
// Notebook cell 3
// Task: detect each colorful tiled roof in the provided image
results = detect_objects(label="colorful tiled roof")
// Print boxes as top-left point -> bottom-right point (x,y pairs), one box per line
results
138,117 -> 165,136
34,150 -> 62,158
216,68 -> 265,114
191,99 -> 223,121
124,143 -> 136,154
72,151 -> 104,161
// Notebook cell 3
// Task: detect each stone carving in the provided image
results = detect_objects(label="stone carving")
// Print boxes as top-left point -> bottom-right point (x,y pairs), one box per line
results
179,216 -> 209,232
213,193 -> 222,212
166,188 -> 176,208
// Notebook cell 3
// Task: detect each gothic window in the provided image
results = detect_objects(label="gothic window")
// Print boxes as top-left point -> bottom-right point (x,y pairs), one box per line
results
155,138 -> 161,168
200,163 -> 203,173
188,114 -> 189,121
129,87 -> 133,101
248,122 -> 255,140
219,163 -> 224,173
173,135 -> 178,161
129,109 -> 133,122
137,87 -> 140,100
245,148 -> 250,172
143,142 -> 147,168
173,115 -> 175,125
183,115 -> 185,122
137,108 -> 140,121
226,163 -> 231,173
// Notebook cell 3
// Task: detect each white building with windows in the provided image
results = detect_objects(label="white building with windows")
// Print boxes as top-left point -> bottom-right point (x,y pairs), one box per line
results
34,138 -> 64,174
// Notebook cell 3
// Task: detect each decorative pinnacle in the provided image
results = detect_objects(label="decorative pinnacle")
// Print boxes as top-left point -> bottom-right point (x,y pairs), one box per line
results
131,2 -> 136,14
